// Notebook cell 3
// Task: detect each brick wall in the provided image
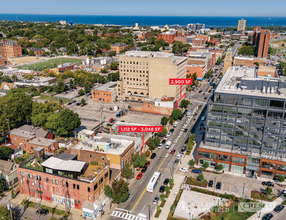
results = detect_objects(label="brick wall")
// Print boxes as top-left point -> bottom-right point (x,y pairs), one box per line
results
92,90 -> 113,103
130,102 -> 173,116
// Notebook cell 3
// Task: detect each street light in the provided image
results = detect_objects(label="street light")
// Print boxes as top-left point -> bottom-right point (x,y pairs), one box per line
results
147,204 -> 151,220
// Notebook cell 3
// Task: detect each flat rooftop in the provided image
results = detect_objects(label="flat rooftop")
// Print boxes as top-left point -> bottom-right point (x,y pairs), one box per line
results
73,133 -> 140,155
82,165 -> 104,179
28,137 -> 57,147
93,81 -> 117,92
187,52 -> 211,58
122,51 -> 187,64
10,129 -> 35,139
216,66 -> 286,98
41,157 -> 86,172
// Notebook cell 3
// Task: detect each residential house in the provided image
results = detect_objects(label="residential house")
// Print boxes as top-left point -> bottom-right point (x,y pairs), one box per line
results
0,160 -> 18,188
7,144 -> 23,160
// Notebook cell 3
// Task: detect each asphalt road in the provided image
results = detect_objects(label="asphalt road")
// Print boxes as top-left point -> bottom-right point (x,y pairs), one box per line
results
107,78 -> 214,219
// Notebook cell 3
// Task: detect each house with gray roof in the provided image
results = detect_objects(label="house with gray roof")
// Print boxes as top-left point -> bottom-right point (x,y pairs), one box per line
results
0,160 -> 18,188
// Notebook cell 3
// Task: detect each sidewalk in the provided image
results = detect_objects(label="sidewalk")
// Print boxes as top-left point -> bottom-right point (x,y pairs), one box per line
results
152,175 -> 185,220
247,197 -> 284,220
12,193 -> 83,219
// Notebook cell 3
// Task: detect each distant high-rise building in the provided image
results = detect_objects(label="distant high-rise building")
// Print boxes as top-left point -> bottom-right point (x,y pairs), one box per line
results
252,27 -> 270,58
187,23 -> 205,33
237,19 -> 246,31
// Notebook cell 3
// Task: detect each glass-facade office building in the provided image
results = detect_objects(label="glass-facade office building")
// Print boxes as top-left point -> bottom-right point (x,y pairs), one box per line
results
197,66 -> 286,180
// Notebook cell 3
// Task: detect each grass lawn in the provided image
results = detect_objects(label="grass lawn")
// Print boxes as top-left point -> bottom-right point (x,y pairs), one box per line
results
215,203 -> 256,220
35,95 -> 72,103
16,58 -> 82,70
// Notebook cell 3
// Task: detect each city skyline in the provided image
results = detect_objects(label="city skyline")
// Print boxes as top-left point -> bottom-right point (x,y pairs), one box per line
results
1,1 -> 286,17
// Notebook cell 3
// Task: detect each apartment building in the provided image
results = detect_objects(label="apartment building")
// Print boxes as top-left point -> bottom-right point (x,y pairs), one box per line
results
27,48 -> 45,56
157,32 -> 176,44
117,51 -> 187,102
0,56 -> 7,67
237,19 -> 247,32
257,66 -> 277,78
18,155 -> 114,212
0,40 -> 22,58
186,52 -> 213,80
187,23 -> 205,33
110,43 -> 127,54
198,66 -> 286,180
223,48 -> 233,75
252,27 -> 270,58
92,82 -> 117,103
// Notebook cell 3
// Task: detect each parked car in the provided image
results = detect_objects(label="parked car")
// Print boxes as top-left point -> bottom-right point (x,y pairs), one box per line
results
145,161 -> 150,167
170,149 -> 176,154
274,205 -> 284,213
191,169 -> 201,174
176,154 -> 182,159
174,159 -> 179,165
163,178 -> 169,185
204,96 -> 208,100
150,153 -> 156,159
72,100 -> 76,103
141,166 -> 147,173
162,140 -> 166,145
158,144 -> 162,149
153,196 -> 160,205
179,168 -> 189,172
262,181 -> 274,187
208,180 -> 213,187
76,103 -> 81,106
184,128 -> 188,132
109,118 -> 114,123
36,209 -> 49,215
136,173 -> 143,180
159,185 -> 166,193
216,182 -> 221,190
262,213 -> 273,220
180,149 -> 185,154
67,102 -> 72,105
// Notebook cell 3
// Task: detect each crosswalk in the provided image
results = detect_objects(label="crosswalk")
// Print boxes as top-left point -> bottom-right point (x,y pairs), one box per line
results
110,210 -> 147,220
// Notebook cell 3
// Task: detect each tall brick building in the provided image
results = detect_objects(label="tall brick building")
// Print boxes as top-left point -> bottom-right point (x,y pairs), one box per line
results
252,27 -> 270,58
0,40 -> 22,58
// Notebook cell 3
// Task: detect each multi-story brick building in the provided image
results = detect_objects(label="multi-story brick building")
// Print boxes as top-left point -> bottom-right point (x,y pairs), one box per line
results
187,64 -> 205,80
0,40 -> 22,58
17,155 -> 116,213
186,52 -> 213,80
69,133 -> 139,170
257,65 -> 277,78
198,66 -> 286,180
233,56 -> 264,67
92,82 -> 117,103
0,56 -> 7,67
26,137 -> 58,155
27,48 -> 45,56
117,51 -> 187,102
252,27 -> 270,58
157,31 -> 176,44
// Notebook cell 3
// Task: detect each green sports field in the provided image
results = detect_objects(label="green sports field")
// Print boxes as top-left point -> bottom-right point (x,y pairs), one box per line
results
16,58 -> 83,70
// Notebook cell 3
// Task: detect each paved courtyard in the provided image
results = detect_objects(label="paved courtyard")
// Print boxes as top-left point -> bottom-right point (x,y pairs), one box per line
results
173,190 -> 228,219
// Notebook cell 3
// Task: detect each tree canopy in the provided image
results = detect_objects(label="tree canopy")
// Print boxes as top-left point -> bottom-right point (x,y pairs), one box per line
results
104,179 -> 129,204
172,109 -> 182,120
132,152 -> 147,167
0,146 -> 13,160
238,45 -> 255,56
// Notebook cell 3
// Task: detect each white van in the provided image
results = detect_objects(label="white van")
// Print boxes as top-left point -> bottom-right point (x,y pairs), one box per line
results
166,141 -> 171,149
201,116 -> 206,121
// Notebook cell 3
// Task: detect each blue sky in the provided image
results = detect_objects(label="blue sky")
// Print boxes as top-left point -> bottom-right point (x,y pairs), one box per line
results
0,1 -> 285,17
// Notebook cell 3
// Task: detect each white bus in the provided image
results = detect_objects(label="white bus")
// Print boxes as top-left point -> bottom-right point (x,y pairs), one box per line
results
147,172 -> 161,193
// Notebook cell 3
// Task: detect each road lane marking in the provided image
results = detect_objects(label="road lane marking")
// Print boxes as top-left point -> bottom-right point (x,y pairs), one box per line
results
131,156 -> 167,212
141,205 -> 146,212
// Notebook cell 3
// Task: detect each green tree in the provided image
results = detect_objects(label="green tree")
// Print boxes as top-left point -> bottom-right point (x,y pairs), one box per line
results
111,179 -> 129,204
101,67 -> 108,73
0,204 -> 10,219
160,193 -> 165,202
132,152 -> 147,168
157,205 -> 161,213
157,126 -> 167,137
203,162 -> 209,169
148,138 -> 156,151
104,185 -> 112,198
28,50 -> 35,56
189,159 -> 196,167
238,45 -> 255,56
254,62 -> 259,66
0,179 -> 5,192
161,116 -> 168,125
277,175 -> 285,183
24,74 -> 34,80
197,173 -> 204,181
78,89 -> 84,96
172,109 -> 182,120
121,163 -> 133,180
81,99 -> 86,105
84,84 -> 90,94
45,109 -> 81,136
69,79 -> 74,89
107,71 -> 119,81
11,75 -> 17,81
165,186 -> 170,194
169,117 -> 174,125
110,62 -> 118,70
180,99 -> 190,108
216,164 -> 224,171
169,179 -> 174,185
11,189 -> 15,199
265,186 -> 272,195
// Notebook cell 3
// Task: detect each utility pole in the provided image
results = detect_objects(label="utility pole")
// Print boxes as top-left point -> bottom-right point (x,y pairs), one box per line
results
5,119 -> 10,132
242,183 -> 245,197
110,187 -> 112,209
147,204 -> 151,220
7,200 -> 13,220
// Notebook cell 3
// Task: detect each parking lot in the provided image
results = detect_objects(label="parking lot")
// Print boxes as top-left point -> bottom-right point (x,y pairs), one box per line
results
54,88 -> 82,100
67,99 -> 162,130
